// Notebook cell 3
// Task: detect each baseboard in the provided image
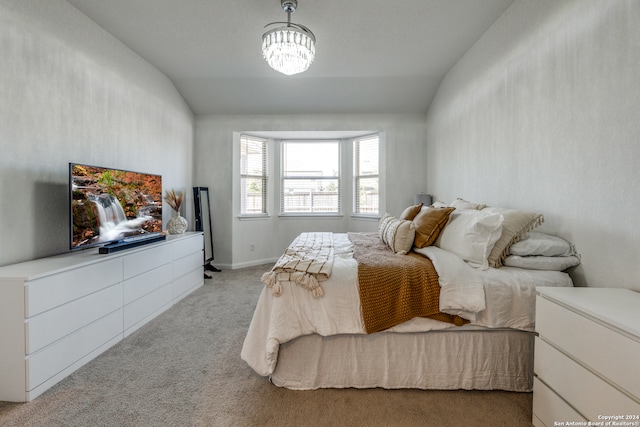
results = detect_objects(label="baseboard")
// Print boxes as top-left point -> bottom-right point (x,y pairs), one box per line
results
226,258 -> 278,270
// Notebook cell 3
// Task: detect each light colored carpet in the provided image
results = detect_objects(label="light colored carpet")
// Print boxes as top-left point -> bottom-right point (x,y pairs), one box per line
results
0,264 -> 534,427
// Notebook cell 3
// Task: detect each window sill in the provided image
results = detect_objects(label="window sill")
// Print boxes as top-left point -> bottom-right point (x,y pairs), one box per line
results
238,214 -> 269,221
278,213 -> 344,219
351,214 -> 380,221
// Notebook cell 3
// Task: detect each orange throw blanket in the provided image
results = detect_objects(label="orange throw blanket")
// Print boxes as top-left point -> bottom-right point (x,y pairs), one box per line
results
348,232 -> 468,334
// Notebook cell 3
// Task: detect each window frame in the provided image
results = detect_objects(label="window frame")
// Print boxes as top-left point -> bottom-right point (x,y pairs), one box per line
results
239,134 -> 268,217
279,139 -> 342,216
353,134 -> 380,217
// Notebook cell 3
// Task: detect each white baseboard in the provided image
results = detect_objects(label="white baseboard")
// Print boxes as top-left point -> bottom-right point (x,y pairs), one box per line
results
210,258 -> 277,270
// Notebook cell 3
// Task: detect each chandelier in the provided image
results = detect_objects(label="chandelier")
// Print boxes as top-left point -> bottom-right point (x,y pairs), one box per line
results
262,0 -> 316,76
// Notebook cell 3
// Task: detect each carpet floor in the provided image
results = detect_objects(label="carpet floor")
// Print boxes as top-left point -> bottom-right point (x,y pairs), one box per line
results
0,264 -> 534,427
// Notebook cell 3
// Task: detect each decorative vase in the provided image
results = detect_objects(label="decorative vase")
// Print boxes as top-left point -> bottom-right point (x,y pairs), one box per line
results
167,212 -> 188,234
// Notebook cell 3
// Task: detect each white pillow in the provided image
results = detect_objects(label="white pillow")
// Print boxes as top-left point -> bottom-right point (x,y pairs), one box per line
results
509,232 -> 577,257
378,213 -> 416,255
503,254 -> 581,271
434,210 -> 504,270
449,198 -> 487,210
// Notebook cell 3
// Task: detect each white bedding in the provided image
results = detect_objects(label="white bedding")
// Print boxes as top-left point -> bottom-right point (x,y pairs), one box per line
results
241,233 -> 573,377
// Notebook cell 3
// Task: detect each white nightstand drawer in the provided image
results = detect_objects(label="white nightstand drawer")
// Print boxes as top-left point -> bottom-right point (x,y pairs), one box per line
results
536,295 -> 640,398
534,337 -> 639,418
533,376 -> 585,427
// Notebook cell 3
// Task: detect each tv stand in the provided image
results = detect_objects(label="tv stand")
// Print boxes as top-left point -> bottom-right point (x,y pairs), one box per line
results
0,232 -> 204,402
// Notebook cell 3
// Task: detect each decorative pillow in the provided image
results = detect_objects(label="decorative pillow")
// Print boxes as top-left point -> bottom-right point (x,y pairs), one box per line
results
509,232 -> 577,257
378,213 -> 416,255
434,209 -> 504,270
399,203 -> 423,221
483,207 -> 544,268
412,206 -> 456,248
449,198 -> 487,210
378,213 -> 394,240
503,254 -> 581,271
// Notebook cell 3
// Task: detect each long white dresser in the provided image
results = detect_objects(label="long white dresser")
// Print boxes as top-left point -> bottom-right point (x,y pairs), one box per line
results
533,287 -> 640,426
0,232 -> 204,402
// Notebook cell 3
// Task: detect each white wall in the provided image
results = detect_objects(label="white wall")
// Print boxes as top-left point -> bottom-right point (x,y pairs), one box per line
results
426,0 -> 640,290
0,1 -> 194,266
195,114 -> 427,268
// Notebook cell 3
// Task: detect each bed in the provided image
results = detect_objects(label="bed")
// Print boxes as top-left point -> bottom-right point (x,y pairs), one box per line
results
241,201 -> 579,392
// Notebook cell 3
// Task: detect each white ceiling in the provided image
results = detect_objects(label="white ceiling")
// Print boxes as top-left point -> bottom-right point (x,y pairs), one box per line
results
65,0 -> 514,115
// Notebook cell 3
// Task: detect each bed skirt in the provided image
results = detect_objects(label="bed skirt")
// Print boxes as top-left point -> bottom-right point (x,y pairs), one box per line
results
270,328 -> 535,392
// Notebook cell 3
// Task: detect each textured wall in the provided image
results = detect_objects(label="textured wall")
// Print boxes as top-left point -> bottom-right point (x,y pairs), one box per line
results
426,0 -> 640,289
0,1 -> 194,266
195,114 -> 427,268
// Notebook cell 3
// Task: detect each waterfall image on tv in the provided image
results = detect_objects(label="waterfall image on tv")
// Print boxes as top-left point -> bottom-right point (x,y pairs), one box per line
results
70,163 -> 163,250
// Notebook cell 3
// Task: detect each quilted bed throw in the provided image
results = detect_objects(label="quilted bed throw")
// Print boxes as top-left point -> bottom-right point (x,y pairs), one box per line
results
348,232 -> 468,333
261,232 -> 334,297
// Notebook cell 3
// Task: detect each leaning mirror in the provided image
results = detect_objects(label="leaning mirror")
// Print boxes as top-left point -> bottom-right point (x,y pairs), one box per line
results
193,187 -> 219,276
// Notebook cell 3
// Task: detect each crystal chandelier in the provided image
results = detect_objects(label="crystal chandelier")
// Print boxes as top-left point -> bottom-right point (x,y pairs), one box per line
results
262,0 -> 316,76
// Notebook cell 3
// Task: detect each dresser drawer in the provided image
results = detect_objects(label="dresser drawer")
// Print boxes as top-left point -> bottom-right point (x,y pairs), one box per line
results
26,283 -> 122,354
533,376 -> 585,427
123,244 -> 172,279
25,258 -> 122,317
536,296 -> 640,398
534,337 -> 639,418
173,268 -> 203,301
123,282 -> 172,333
26,308 -> 122,391
171,234 -> 203,259
173,251 -> 202,279
123,264 -> 172,305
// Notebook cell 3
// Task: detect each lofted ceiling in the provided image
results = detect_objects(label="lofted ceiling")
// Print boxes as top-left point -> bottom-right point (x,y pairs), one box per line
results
65,0 -> 514,116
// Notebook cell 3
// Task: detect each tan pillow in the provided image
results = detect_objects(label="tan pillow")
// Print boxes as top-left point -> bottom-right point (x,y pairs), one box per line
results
484,207 -> 544,267
412,207 -> 456,248
399,203 -> 423,221
378,213 -> 416,255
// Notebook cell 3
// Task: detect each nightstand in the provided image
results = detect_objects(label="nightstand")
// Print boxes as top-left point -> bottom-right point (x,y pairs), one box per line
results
533,287 -> 640,426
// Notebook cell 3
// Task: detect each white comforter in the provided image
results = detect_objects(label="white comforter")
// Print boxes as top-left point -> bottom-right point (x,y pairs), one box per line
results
241,233 -> 573,376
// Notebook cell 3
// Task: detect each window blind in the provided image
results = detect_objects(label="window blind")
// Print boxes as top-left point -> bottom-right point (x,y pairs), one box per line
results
240,135 -> 267,215
353,135 -> 379,215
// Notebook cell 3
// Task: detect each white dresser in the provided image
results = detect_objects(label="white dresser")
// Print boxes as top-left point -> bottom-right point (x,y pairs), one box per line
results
533,287 -> 640,426
0,232 -> 204,402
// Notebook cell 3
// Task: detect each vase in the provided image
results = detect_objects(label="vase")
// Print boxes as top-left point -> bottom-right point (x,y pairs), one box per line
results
167,212 -> 188,234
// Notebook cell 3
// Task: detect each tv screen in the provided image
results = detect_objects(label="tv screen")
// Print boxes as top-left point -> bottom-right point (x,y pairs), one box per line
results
70,163 -> 163,251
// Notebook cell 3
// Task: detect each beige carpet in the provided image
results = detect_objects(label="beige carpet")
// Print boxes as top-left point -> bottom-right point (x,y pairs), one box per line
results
0,264 -> 534,427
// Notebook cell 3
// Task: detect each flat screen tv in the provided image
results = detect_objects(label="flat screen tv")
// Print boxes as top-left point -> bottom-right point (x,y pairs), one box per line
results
70,163 -> 163,251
